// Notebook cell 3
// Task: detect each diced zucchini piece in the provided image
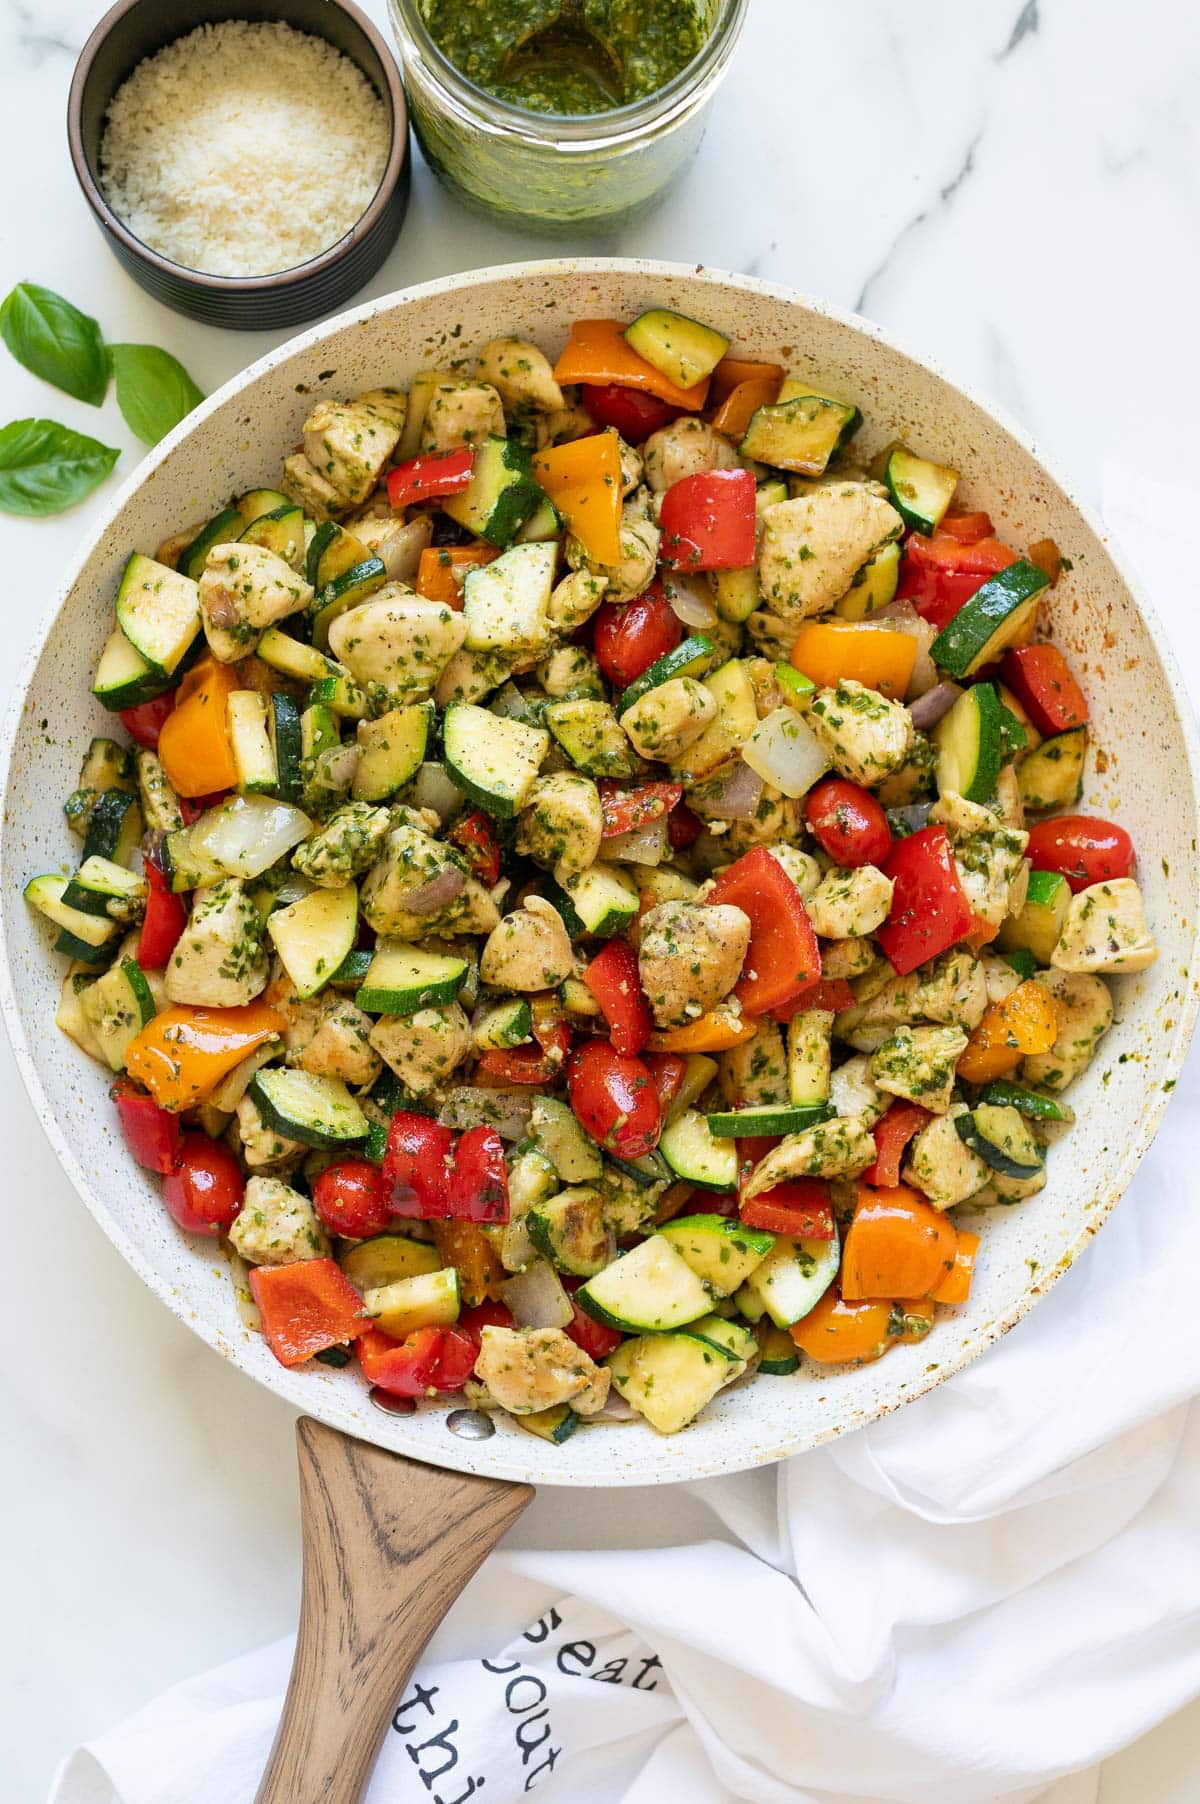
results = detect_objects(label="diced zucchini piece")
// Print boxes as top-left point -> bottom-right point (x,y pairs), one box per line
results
340,1233 -> 442,1291
236,487 -> 290,525
555,864 -> 638,939
472,997 -> 532,1051
364,1267 -> 460,1338
56,969 -> 106,1062
711,565 -> 759,624
531,1095 -> 604,1182
623,309 -> 730,390
1017,727 -> 1087,811
267,884 -> 358,999
740,384 -> 860,476
462,542 -> 556,652
955,1102 -> 1044,1178
934,681 -> 1007,803
308,671 -> 371,721
670,658 -> 758,779
756,1321 -> 801,1374
527,1186 -> 610,1277
256,626 -> 333,685
442,702 -> 548,819
883,445 -> 959,535
352,702 -> 433,802
515,1404 -> 581,1444
228,691 -> 278,795
248,1069 -> 369,1149
82,788 -> 142,867
115,552 -> 201,676
576,1234 -> 712,1333
442,436 -> 545,548
787,1010 -> 833,1106
835,540 -> 902,620
930,560 -> 1050,679
310,555 -> 387,650
514,495 -> 564,544
658,1109 -> 738,1190
680,1313 -> 757,1363
178,505 -> 243,581
80,957 -> 156,1071
24,874 -> 120,949
306,520 -> 373,590
240,503 -> 305,568
92,626 -> 173,711
976,1080 -> 1072,1124
705,1102 -> 832,1139
657,1213 -> 774,1296
544,698 -> 638,779
269,693 -> 304,807
606,1331 -> 739,1434
355,943 -> 468,1015
62,855 -> 146,919
740,1232 -> 840,1329
616,634 -> 714,715
998,868 -> 1070,965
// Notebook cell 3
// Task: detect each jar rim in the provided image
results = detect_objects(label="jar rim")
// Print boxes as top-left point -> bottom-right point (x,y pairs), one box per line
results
389,0 -> 749,146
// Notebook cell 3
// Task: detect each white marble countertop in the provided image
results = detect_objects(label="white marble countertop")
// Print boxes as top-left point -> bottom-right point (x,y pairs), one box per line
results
2,0 -> 1199,1798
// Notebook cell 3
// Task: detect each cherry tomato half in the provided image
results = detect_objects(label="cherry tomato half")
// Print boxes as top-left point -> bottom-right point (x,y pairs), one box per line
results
1026,814 -> 1135,894
566,1040 -> 662,1161
805,777 -> 893,868
313,1158 -> 392,1239
582,384 -> 682,444
162,1133 -> 245,1236
592,581 -> 681,690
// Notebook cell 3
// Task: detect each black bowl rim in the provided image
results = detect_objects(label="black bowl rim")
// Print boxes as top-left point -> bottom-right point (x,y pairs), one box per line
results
67,0 -> 409,296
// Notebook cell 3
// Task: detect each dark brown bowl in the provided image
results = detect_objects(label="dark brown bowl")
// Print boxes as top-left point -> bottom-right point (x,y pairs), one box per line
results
68,0 -> 410,331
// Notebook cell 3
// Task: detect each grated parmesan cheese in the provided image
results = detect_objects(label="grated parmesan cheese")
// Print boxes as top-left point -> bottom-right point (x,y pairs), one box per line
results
99,21 -> 390,279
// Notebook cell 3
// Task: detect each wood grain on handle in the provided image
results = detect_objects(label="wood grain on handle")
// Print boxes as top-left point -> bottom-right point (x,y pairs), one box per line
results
254,1418 -> 533,1804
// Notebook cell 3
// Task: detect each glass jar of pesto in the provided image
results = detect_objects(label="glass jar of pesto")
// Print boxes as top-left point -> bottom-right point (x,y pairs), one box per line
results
388,0 -> 748,231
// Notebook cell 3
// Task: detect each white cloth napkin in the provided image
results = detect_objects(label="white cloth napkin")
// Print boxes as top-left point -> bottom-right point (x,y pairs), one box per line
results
50,465 -> 1200,1804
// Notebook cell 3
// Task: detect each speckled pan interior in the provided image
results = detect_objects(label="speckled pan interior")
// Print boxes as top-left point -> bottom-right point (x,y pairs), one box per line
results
2,259 -> 1197,1487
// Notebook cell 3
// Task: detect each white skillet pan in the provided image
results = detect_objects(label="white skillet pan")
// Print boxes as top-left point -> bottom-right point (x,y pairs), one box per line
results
2,261 -> 1197,1801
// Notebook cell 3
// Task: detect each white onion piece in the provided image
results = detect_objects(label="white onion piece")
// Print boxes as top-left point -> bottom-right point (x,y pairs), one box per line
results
378,514 -> 432,583
664,572 -> 717,630
500,1216 -> 537,1273
890,802 -> 933,836
409,761 -> 466,824
188,795 -> 312,880
438,1087 -> 532,1141
742,708 -> 831,800
908,682 -> 963,731
690,759 -> 765,821
501,1259 -> 574,1330
398,865 -> 465,915
605,817 -> 669,866
598,1391 -> 638,1421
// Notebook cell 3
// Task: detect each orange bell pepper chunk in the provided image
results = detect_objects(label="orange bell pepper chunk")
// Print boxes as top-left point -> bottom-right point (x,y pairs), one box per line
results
930,1229 -> 979,1305
709,356 -> 785,409
249,1258 -> 368,1368
956,979 -> 1059,1085
431,1219 -> 506,1306
790,1290 -> 893,1364
553,320 -> 711,412
709,375 -> 782,441
791,621 -> 918,701
532,432 -> 623,566
157,657 -> 240,797
841,1183 -> 958,1302
648,1007 -> 758,1054
125,1000 -> 285,1112
415,544 -> 497,608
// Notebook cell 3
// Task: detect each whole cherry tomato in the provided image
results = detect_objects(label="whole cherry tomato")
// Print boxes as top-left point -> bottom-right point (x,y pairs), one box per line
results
805,777 -> 893,868
313,1158 -> 392,1239
162,1134 -> 245,1236
582,384 -> 682,443
1026,815 -> 1136,893
592,580 -> 681,690
566,1040 -> 662,1160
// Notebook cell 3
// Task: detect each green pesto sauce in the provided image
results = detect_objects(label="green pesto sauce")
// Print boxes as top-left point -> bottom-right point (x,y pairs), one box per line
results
420,0 -> 709,116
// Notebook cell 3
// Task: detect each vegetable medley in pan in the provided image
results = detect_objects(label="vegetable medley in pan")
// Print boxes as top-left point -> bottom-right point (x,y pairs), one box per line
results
27,307 -> 1158,1441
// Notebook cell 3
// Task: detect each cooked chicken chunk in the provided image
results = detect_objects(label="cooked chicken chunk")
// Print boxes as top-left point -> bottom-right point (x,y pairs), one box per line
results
1051,879 -> 1158,975
480,897 -> 574,992
234,1094 -> 305,1170
548,569 -> 609,633
516,774 -> 603,886
806,680 -> 914,787
538,646 -> 606,700
301,392 -> 405,509
643,418 -> 739,493
806,864 -> 893,939
361,822 -> 498,940
741,1116 -> 875,1199
622,677 -> 717,762
1021,970 -> 1113,1091
954,826 -> 1030,929
637,901 -> 751,1028
292,803 -> 392,887
870,1024 -> 968,1113
719,1021 -> 788,1108
198,543 -> 313,661
475,338 -> 565,415
758,485 -> 903,619
828,1053 -> 888,1126
327,588 -> 467,702
420,381 -> 506,453
474,1325 -> 610,1416
265,971 -> 382,1086
767,843 -> 822,898
369,1003 -> 472,1095
165,879 -> 268,1008
568,495 -> 660,604
228,1175 -> 330,1266
903,1107 -> 988,1210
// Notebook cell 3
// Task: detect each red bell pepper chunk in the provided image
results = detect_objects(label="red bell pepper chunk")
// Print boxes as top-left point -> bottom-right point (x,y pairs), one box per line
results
582,383 -> 682,443
706,846 -> 821,1016
448,809 -> 502,887
178,791 -> 231,826
249,1258 -> 368,1369
386,447 -> 475,511
864,1102 -> 932,1188
1001,645 -> 1090,735
447,1125 -> 510,1223
598,779 -> 683,837
659,468 -> 758,571
645,1051 -> 687,1116
583,937 -> 653,1058
775,978 -> 857,1019
458,1299 -> 515,1348
476,1005 -> 571,1086
740,1181 -> 835,1239
939,511 -> 995,544
119,691 -> 176,750
111,1077 -> 183,1175
358,1324 -> 475,1397
382,1111 -> 454,1217
896,529 -> 1020,632
138,857 -> 188,970
689,1188 -> 740,1219
562,1278 -> 624,1359
668,801 -> 703,849
876,826 -> 973,977
737,1136 -> 781,1195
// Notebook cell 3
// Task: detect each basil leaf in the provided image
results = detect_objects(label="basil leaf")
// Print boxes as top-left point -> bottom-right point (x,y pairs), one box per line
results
110,343 -> 204,448
0,283 -> 108,406
0,418 -> 119,515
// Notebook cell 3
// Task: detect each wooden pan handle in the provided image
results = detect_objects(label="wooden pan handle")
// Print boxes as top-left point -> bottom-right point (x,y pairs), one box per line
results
254,1417 -> 533,1804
